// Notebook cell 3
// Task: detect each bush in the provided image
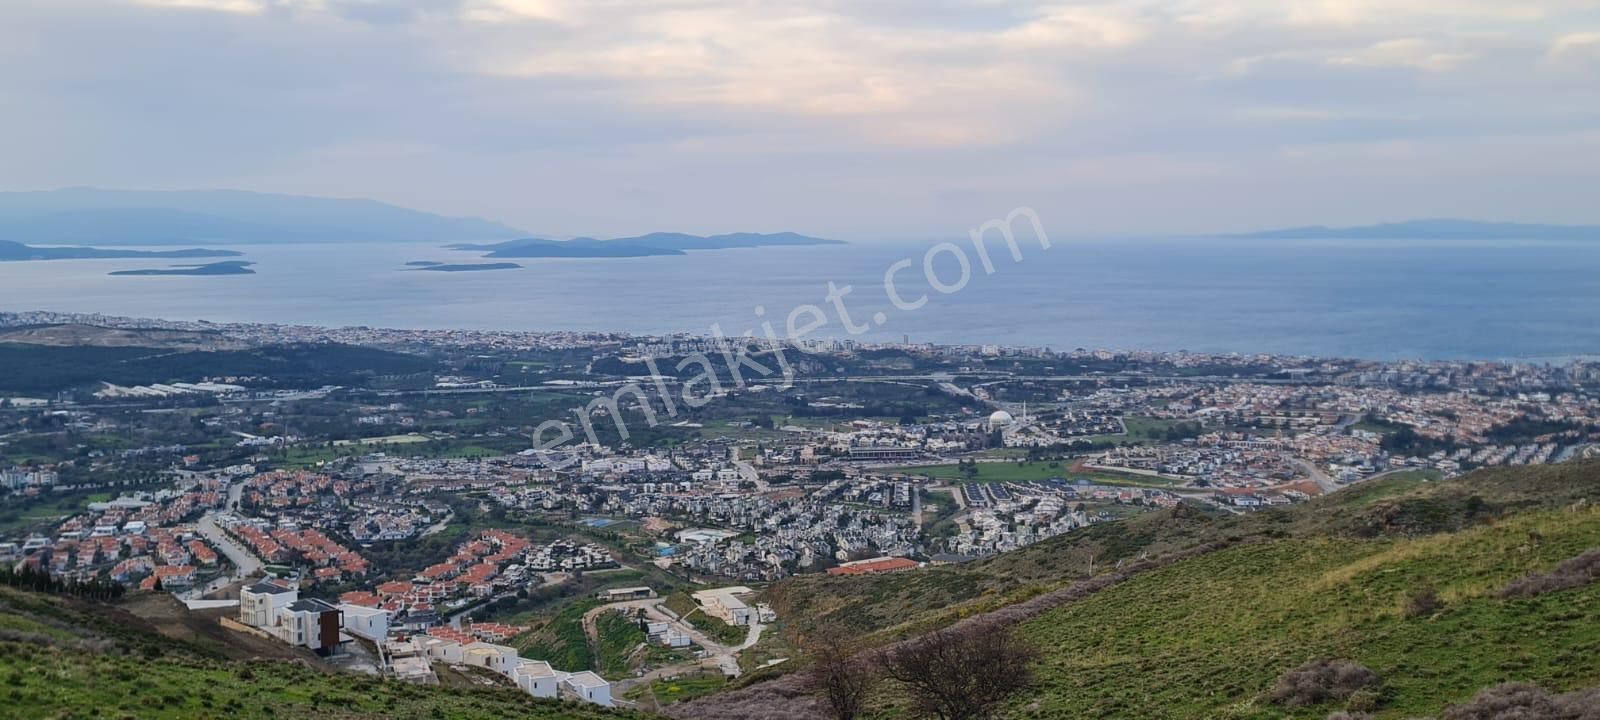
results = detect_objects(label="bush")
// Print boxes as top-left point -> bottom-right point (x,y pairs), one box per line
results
1345,689 -> 1382,713
1405,586 -> 1446,618
1439,682 -> 1600,719
1498,549 -> 1600,599
1270,659 -> 1381,708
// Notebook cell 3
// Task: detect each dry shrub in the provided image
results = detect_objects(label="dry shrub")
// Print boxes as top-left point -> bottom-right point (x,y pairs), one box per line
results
1405,586 -> 1446,618
1440,682 -> 1600,720
1498,549 -> 1600,599
1270,659 -> 1381,708
1327,713 -> 1373,720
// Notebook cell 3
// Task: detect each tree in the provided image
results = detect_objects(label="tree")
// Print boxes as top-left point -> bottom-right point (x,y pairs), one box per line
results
805,630 -> 878,720
877,622 -> 1038,720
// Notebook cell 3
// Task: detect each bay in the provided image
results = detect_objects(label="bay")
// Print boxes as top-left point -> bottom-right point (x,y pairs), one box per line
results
1,237 -> 1597,361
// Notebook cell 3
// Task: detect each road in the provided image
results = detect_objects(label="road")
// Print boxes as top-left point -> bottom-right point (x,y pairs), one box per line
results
186,510 -> 262,599
581,597 -> 766,695
1288,456 -> 1339,494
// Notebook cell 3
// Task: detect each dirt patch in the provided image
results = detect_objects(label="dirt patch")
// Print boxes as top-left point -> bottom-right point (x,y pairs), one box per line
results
120,592 -> 330,665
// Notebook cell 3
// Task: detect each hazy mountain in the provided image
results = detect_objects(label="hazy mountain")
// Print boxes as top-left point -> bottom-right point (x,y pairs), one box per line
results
453,231 -> 843,258
108,260 -> 256,276
0,239 -> 240,261
1223,218 -> 1600,240
0,188 -> 527,246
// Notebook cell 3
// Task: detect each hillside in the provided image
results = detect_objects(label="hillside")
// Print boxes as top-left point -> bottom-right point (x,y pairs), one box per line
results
0,188 -> 526,245
681,462 -> 1600,719
0,340 -> 437,393
1009,506 -> 1600,718
0,240 -> 239,261
0,584 -> 652,720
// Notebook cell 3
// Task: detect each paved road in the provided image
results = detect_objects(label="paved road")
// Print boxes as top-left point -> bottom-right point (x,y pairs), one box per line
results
196,512 -> 262,577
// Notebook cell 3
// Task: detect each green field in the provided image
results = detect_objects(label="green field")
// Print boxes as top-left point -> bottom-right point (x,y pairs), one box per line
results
595,609 -> 648,679
627,674 -> 728,707
693,612 -> 750,647
0,490 -> 113,535
514,599 -> 600,672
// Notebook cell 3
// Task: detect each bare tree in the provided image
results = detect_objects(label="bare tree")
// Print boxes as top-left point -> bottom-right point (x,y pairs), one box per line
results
804,630 -> 878,720
877,622 -> 1038,720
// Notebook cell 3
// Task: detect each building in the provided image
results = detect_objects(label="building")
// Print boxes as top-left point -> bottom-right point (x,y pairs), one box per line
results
279,598 -> 343,655
340,604 -> 391,642
564,671 -> 613,706
827,556 -> 920,576
692,586 -> 756,626
595,586 -> 657,602
417,632 -> 614,708
240,579 -> 298,628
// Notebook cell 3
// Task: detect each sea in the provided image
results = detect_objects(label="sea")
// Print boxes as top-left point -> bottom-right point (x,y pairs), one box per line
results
2,237 -> 1598,362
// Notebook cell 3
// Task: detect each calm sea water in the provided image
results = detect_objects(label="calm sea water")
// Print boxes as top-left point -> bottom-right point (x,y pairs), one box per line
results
2,238 -> 1598,361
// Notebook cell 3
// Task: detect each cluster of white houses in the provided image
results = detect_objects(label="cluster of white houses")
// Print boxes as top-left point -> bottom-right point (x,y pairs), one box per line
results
238,578 -> 612,707
383,632 -> 612,706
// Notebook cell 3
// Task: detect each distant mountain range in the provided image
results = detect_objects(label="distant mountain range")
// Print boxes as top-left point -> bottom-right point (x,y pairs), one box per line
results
0,240 -> 240,261
108,260 -> 256,276
1222,219 -> 1600,240
0,188 -> 527,246
450,231 -> 844,258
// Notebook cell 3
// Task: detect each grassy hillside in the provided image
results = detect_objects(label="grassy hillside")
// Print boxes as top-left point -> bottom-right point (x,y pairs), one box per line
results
515,599 -> 599,672
767,463 -> 1600,646
0,586 -> 650,720
682,462 -> 1600,719
1009,505 -> 1600,718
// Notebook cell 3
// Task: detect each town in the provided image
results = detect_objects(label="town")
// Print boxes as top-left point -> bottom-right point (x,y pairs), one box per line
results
4,311 -> 1600,710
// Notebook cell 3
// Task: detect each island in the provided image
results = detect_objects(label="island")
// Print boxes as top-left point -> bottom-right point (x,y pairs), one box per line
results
449,231 -> 844,259
404,261 -> 444,267
109,261 -> 256,276
0,240 -> 240,262
408,262 -> 522,272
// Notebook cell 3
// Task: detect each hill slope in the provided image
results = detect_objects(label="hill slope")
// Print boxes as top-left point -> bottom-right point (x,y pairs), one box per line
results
0,188 -> 526,245
682,462 -> 1600,719
0,584 -> 651,720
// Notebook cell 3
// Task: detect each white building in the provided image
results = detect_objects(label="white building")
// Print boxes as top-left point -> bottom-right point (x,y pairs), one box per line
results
564,671 -> 613,706
419,637 -> 613,707
239,579 -> 298,629
692,586 -> 756,626
277,598 -> 343,655
340,604 -> 391,642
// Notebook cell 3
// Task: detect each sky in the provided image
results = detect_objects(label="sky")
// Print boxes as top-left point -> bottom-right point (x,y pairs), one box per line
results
1,0 -> 1598,240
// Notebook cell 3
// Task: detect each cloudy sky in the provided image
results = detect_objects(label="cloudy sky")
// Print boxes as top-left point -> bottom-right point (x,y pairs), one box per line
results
2,0 -> 1597,239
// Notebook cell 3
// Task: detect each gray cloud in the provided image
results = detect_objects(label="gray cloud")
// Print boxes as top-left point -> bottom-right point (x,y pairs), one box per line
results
1,0 -> 1597,239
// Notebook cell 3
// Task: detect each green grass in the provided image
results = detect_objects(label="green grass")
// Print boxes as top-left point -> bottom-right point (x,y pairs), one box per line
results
0,490 -> 115,535
637,674 -> 728,706
694,613 -> 750,647
0,586 -> 650,720
514,599 -> 599,672
767,461 -> 1600,651
923,489 -> 962,538
595,609 -> 648,679
1,642 -> 649,720
660,591 -> 698,619
1011,506 -> 1600,718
